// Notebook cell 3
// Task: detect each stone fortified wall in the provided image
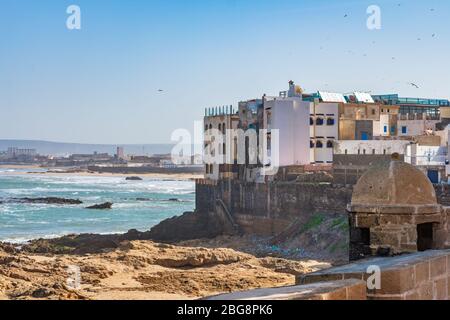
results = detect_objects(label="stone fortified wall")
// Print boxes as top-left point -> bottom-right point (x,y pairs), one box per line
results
196,179 -> 352,236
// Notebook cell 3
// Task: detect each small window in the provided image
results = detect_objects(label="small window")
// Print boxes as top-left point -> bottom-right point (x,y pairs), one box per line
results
402,126 -> 407,134
345,149 -> 348,155
310,140 -> 315,148
371,109 -> 376,115
316,140 -> 323,148
310,117 -> 314,126
391,126 -> 396,134
316,118 -> 324,126
372,149 -> 376,155
363,149 -> 366,155
384,126 -> 388,133
218,124 -> 222,131
327,140 -> 334,148
327,118 -> 335,126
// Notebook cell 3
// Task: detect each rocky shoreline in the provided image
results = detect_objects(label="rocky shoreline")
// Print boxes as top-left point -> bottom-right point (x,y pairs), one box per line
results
0,234 -> 331,300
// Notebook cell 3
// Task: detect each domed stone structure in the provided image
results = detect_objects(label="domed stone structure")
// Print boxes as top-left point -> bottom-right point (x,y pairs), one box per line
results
348,156 -> 448,261
351,160 -> 438,207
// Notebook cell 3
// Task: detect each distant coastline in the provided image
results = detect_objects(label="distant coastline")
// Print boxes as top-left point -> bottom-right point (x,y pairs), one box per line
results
0,165 -> 203,180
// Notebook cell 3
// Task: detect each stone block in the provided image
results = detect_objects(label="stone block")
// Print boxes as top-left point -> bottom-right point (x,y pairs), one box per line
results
321,287 -> 347,300
378,215 -> 400,225
433,277 -> 448,300
371,231 -> 400,248
414,205 -> 442,214
377,267 -> 415,295
343,272 -> 365,281
297,273 -> 343,285
355,214 -> 378,228
368,293 -> 405,300
414,261 -> 430,284
418,282 -> 433,300
346,282 -> 367,300
448,276 -> 450,298
430,256 -> 447,278
404,289 -> 420,300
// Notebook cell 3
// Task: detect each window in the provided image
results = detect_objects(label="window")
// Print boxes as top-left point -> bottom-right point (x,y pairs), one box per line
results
223,143 -> 226,155
326,118 -> 335,126
363,149 -> 366,155
310,140 -> 315,148
222,123 -> 226,134
310,117 -> 314,126
391,126 -> 396,134
384,126 -> 388,133
372,149 -> 376,155
218,124 -> 222,132
209,124 -> 212,130
316,118 -> 324,126
402,126 -> 407,134
316,140 -> 323,148
327,140 -> 333,148
372,109 -> 376,115
345,149 -> 348,155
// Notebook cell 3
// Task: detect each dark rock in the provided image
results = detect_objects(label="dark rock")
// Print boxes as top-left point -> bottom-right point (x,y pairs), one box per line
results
86,202 -> 113,210
168,198 -> 180,202
136,198 -> 151,201
12,197 -> 83,205
126,176 -> 143,181
32,288 -> 54,298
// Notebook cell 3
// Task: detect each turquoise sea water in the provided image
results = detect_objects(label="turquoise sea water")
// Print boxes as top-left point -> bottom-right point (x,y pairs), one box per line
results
0,168 -> 195,243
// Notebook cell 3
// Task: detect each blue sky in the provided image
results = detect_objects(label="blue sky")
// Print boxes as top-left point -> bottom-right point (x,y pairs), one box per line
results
1,0 -> 449,144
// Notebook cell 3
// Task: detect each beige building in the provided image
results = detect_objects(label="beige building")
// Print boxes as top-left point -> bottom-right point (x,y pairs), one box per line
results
203,107 -> 239,180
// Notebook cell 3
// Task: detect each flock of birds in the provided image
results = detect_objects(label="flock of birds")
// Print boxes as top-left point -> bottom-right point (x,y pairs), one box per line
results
156,5 -> 440,94
340,5 -> 438,91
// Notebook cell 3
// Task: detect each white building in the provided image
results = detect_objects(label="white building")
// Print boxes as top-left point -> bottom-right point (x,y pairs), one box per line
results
309,102 -> 339,164
334,140 -> 411,156
263,97 -> 310,167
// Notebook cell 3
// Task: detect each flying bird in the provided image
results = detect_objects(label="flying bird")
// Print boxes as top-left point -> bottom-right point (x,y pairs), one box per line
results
158,89 -> 164,92
408,82 -> 420,89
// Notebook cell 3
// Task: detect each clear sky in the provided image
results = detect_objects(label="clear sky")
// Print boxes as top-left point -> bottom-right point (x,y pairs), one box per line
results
1,0 -> 449,144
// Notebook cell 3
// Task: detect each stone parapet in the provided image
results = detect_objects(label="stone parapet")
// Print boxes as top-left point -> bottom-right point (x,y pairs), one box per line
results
297,250 -> 450,300
203,279 -> 366,300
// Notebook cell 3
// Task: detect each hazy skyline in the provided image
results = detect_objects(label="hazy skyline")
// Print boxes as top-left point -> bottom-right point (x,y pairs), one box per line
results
1,0 -> 449,144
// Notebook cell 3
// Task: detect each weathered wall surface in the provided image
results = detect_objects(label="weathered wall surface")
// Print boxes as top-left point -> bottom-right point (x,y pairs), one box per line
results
196,179 -> 353,236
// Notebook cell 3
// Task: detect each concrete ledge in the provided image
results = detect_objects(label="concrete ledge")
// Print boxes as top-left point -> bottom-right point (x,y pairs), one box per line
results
203,279 -> 366,300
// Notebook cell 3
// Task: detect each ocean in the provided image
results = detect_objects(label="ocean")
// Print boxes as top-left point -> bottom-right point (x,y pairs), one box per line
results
0,168 -> 195,243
